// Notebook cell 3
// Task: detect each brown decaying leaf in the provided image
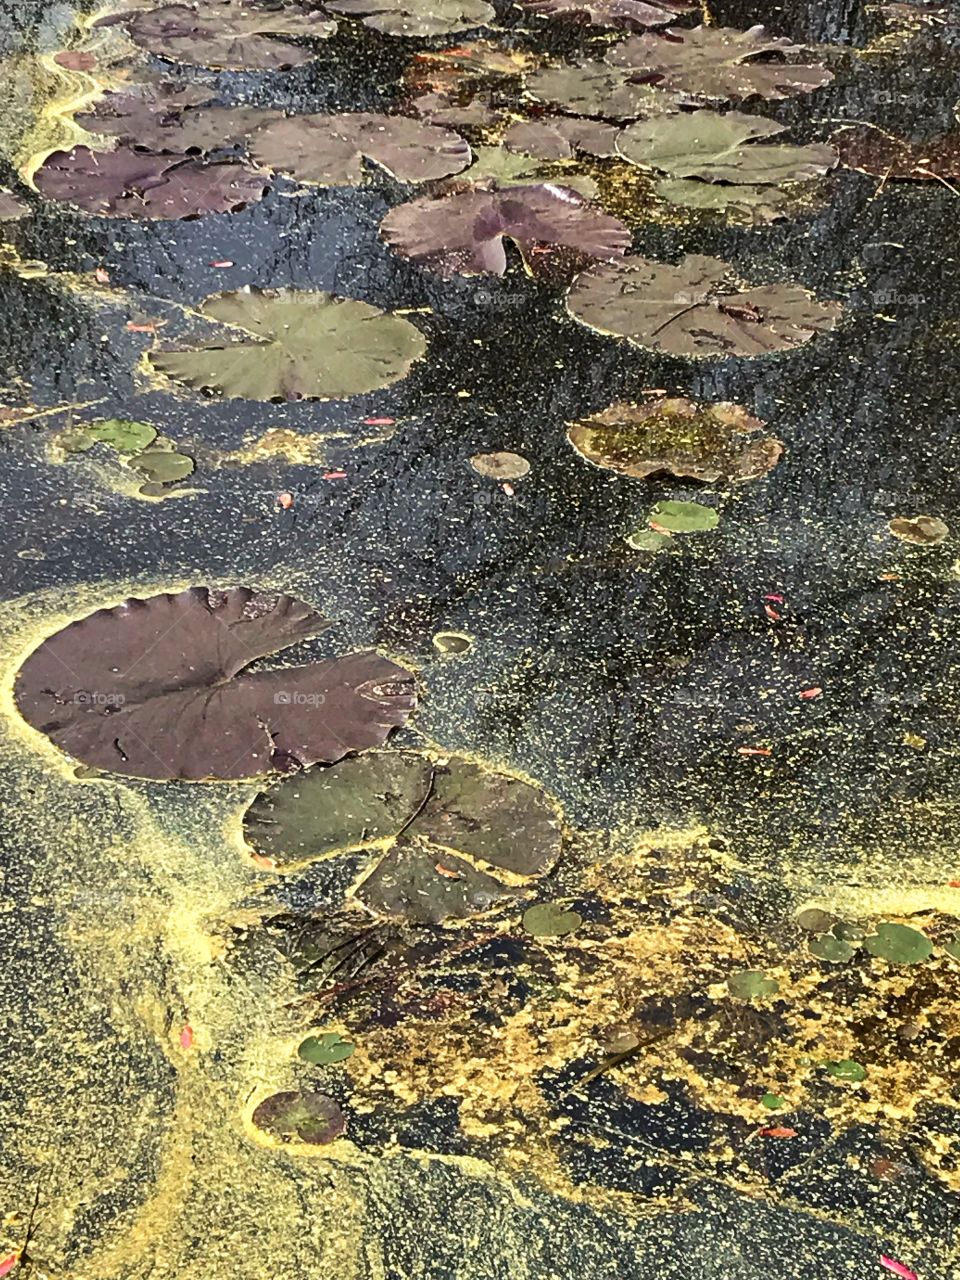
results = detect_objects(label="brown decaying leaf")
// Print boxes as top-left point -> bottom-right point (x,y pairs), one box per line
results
470,450 -> 531,479
14,586 -> 416,781
523,61 -> 688,120
75,85 -> 280,154
834,124 -> 960,182
567,398 -> 783,482
888,515 -> 949,545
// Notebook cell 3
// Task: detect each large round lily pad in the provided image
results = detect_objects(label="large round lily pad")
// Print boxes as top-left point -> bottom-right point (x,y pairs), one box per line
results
520,0 -> 696,30
243,749 -> 564,922
524,62 -> 686,120
380,184 -> 631,277
14,586 -> 416,781
607,24 -> 834,101
324,0 -> 494,37
149,289 -> 427,400
565,254 -> 843,357
616,111 -> 838,184
567,398 -> 784,482
109,0 -> 337,70
250,112 -> 471,185
33,146 -> 268,219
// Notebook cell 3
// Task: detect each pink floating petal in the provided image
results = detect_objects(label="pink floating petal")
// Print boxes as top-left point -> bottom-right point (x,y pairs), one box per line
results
880,1258 -> 917,1280
0,1254 -> 19,1278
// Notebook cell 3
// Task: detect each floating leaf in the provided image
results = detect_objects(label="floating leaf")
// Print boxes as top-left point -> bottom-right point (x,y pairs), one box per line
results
109,0 -> 336,70
567,398 -> 782,483
502,117 -> 621,160
411,92 -> 501,129
649,499 -> 719,532
566,253 -> 842,357
250,112 -> 471,185
522,901 -> 582,937
655,177 -> 800,223
128,449 -> 196,483
34,146 -> 268,219
796,907 -> 839,933
520,0 -> 696,31
76,86 -> 279,153
863,922 -> 933,965
808,935 -> 854,963
150,290 -> 426,400
298,1033 -> 355,1064
325,0 -> 494,37
943,936 -> 960,961
63,419 -> 159,453
469,450 -> 530,479
824,1059 -> 867,1082
405,40 -> 537,94
624,527 -> 674,552
252,1090 -> 346,1143
889,515 -> 949,546
834,124 -> 960,181
243,749 -> 563,922
432,631 -> 472,654
14,586 -> 415,781
761,1092 -> 787,1110
380,184 -> 630,277
607,25 -> 834,101
617,111 -> 838,184
727,970 -> 779,999
0,190 -> 28,220
524,61 -> 686,121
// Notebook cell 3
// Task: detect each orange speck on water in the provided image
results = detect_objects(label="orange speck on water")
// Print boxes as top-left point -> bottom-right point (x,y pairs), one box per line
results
251,854 -> 275,871
0,1253 -> 19,1277
764,593 -> 785,603
209,260 -> 233,268
738,746 -> 772,757
179,1024 -> 194,1050
760,1126 -> 798,1139
277,492 -> 294,510
502,482 -> 515,496
648,520 -> 672,535
764,604 -> 781,621
362,416 -> 395,425
799,687 -> 823,700
435,863 -> 461,879
323,470 -> 347,480
126,321 -> 156,333
94,267 -> 110,283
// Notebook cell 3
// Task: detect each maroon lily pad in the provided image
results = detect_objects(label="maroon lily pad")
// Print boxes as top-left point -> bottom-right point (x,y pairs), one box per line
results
14,586 -> 416,781
250,112 -> 471,185
411,92 -> 502,129
33,145 -> 269,218
380,183 -> 631,277
252,1091 -> 346,1144
325,0 -> 494,37
520,0 -> 696,30
524,60 -> 688,120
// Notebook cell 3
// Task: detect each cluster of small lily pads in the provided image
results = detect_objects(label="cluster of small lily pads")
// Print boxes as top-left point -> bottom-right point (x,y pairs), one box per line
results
52,418 -> 195,495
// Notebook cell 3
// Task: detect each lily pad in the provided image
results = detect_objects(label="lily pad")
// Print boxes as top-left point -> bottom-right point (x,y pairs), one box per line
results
324,0 -> 495,37
34,146 -> 268,219
110,1 -> 336,70
298,1033 -> 355,1064
251,112 -> 470,185
252,1090 -> 346,1144
889,515 -> 949,546
824,1059 -> 867,1082
128,449 -> 196,483
412,92 -> 501,129
380,184 -> 631,277
567,398 -> 783,483
522,901 -> 582,937
14,586 -> 416,781
459,148 -> 599,199
943,936 -> 960,961
655,178 -> 800,224
524,62 -> 686,121
243,749 -> 563,922
520,0 -> 696,30
834,125 -> 960,181
66,419 -> 159,453
469,450 -> 530,479
565,253 -> 843,357
761,1092 -> 787,1110
502,117 -> 621,160
796,907 -> 839,933
624,528 -> 674,552
607,24 -> 834,101
150,289 -> 427,400
617,111 -> 838,184
76,87 -> 279,153
863,922 -> 933,965
649,500 -> 719,532
727,970 -> 779,1000
808,935 -> 854,963
0,190 -> 28,220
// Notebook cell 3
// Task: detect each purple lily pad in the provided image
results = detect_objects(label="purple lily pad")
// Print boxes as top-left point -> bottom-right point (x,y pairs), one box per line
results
0,190 -> 29,221
520,0 -> 696,30
75,85 -> 280,153
502,117 -> 621,160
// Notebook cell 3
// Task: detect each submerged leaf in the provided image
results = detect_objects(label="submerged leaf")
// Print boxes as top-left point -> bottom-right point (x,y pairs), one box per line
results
252,1090 -> 346,1143
0,190 -> 28,220
150,289 -> 427,400
808,934 -> 854,963
567,398 -> 782,483
649,499 -> 719,532
524,61 -> 686,121
520,0 -> 696,30
522,901 -> 582,937
250,112 -> 471,185
380,184 -> 630,277
655,177 -> 800,223
834,125 -> 960,181
889,515 -> 949,546
14,586 -> 416,781
566,253 -> 842,357
727,970 -> 779,1000
863,923 -> 933,965
325,0 -> 494,37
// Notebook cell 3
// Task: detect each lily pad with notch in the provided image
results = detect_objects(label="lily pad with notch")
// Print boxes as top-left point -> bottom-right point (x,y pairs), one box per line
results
128,448 -> 196,484
502,117 -> 621,160
324,0 -> 494,37
524,61 -> 688,121
252,1090 -> 346,1144
14,586 -> 416,781
298,1032 -> 355,1064
862,922 -> 933,965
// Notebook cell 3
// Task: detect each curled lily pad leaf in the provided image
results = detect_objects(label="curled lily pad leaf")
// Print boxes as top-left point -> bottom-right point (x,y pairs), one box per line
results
889,515 -> 948,545
524,62 -> 686,120
243,749 -> 563,922
834,125 -> 960,181
808,934 -> 854,963
567,398 -> 783,483
522,901 -> 582,937
252,1090 -> 346,1144
128,448 -> 196,483
298,1033 -> 354,1064
14,586 -> 416,781
150,290 -> 427,401
824,1059 -> 867,1082
380,184 -> 631,277
607,25 -> 834,101
0,190 -> 29,220
655,178 -> 800,224
325,0 -> 494,37
566,254 -> 843,357
649,499 -> 718,532
470,450 -> 530,479
727,970 -> 779,1000
76,87 -> 280,153
502,117 -> 621,160
250,112 -> 471,185
520,0 -> 696,31
110,1 -> 336,70
34,146 -> 268,219
863,922 -> 933,965
617,111 -> 838,184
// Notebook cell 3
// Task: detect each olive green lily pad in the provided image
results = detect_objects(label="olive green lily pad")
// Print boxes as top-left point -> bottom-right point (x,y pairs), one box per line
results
85,419 -> 159,453
761,1092 -> 787,1110
656,178 -> 800,224
863,922 -> 933,965
522,900 -> 582,937
252,1090 -> 346,1144
796,907 -> 839,933
824,1059 -> 867,1082
889,515 -> 949,546
128,449 -> 196,483
461,147 -> 599,198
808,934 -> 854,963
243,750 -> 564,923
727,970 -> 779,1000
298,1033 -> 355,1065
150,289 -> 427,401
649,500 -> 719,533
567,398 -> 782,484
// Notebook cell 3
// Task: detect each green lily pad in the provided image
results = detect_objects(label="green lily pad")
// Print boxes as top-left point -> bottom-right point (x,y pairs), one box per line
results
863,922 -> 933,965
298,1033 -> 355,1065
522,900 -> 582,937
649,500 -> 719,533
727,970 -> 779,1000
87,419 -> 158,452
128,449 -> 195,484
624,528 -> 674,552
832,921 -> 864,941
252,1090 -> 346,1144
761,1092 -> 787,1110
824,1059 -> 867,1082
796,907 -> 838,933
943,936 -> 960,960
808,934 -> 854,963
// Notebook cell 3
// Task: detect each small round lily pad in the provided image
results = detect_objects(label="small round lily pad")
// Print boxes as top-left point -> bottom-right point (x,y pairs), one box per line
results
433,631 -> 472,655
649,500 -> 719,533
298,1032 -> 355,1065
824,1059 -> 867,1082
796,907 -> 838,933
761,1092 -> 787,1110
863,922 -> 933,965
808,934 -> 854,963
252,1090 -> 346,1144
727,970 -> 779,1000
522,901 -> 582,937
128,449 -> 196,483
